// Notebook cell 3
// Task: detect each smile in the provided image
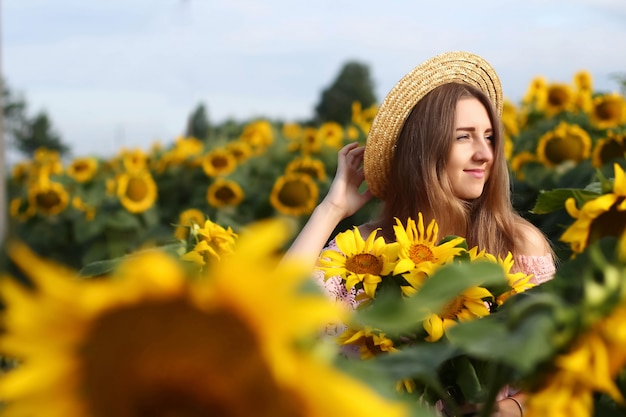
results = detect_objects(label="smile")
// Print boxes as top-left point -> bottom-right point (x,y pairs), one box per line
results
463,169 -> 486,179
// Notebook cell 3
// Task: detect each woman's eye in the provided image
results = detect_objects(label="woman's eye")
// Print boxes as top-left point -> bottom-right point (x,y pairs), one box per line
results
456,134 -> 470,140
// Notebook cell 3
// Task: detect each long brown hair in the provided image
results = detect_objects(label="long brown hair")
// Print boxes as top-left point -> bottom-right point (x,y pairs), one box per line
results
370,82 -> 538,257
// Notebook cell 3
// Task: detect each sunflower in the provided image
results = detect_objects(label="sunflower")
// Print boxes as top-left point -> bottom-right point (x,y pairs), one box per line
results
285,156 -> 327,181
9,197 -> 34,222
392,215 -> 466,294
351,102 -> 378,134
27,176 -> 70,216
239,120 -> 274,154
299,127 -> 323,155
544,83 -> 573,116
225,140 -> 253,163
115,170 -> 158,214
316,122 -> 344,150
339,326 -> 399,360
536,121 -> 592,167
510,151 -> 537,180
120,148 -> 149,173
33,148 -> 64,176
590,93 -> 626,129
0,222 -> 408,417
560,163 -> 626,255
180,218 -> 238,265
522,76 -> 548,110
317,226 -> 399,299
573,70 -> 593,92
592,132 -> 626,168
206,178 -> 244,208
67,157 -> 99,183
173,208 -> 206,240
282,122 -> 303,141
422,285 -> 493,342
526,305 -> 626,417
270,173 -> 319,216
10,161 -> 32,183
72,196 -> 96,221
468,248 -> 534,305
201,148 -> 237,177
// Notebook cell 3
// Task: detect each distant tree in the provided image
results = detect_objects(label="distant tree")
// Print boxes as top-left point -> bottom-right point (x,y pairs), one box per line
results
3,79 -> 70,157
314,61 -> 377,125
185,103 -> 210,140
13,111 -> 69,157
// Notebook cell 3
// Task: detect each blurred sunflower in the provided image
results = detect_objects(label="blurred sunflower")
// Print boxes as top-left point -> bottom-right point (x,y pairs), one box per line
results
510,151 -> 537,180
27,176 -> 70,216
225,140 -> 253,163
10,161 -> 31,183
270,173 -> 319,216
0,222 -> 408,417
422,285 -> 493,342
201,148 -> 237,177
72,196 -> 96,221
392,215 -> 465,295
285,156 -> 327,181
316,122 -> 344,150
180,218 -> 238,265
32,148 -> 64,176
573,70 -> 593,92
339,326 -> 398,360
9,197 -> 34,222
590,92 -> 626,129
239,120 -> 274,154
300,127 -> 323,155
115,170 -> 158,214
536,121 -> 592,167
468,248 -> 534,305
560,163 -> 626,255
544,83 -> 574,116
526,305 -> 626,417
173,208 -> 206,240
317,226 -> 399,298
206,178 -> 244,208
120,148 -> 149,173
282,122 -> 303,141
522,76 -> 548,111
67,157 -> 99,183
592,132 -> 626,168
501,100 -> 520,137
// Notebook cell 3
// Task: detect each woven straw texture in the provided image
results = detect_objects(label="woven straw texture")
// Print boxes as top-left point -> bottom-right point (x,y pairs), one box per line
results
363,51 -> 503,199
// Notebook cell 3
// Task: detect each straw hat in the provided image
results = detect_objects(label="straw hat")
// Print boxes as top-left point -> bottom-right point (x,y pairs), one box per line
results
363,51 -> 503,199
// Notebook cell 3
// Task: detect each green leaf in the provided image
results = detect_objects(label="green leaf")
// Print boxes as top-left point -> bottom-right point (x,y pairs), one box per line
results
532,188 -> 601,214
357,262 -> 507,335
105,210 -> 142,230
79,258 -> 121,278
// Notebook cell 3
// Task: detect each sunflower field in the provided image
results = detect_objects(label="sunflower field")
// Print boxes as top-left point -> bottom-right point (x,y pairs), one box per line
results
1,70 -> 626,416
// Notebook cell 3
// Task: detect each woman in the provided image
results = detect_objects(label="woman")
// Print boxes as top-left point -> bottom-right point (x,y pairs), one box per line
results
286,51 -> 555,417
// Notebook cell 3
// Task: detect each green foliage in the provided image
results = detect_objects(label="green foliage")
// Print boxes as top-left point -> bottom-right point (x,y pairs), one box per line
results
185,102 -> 211,140
314,61 -> 377,125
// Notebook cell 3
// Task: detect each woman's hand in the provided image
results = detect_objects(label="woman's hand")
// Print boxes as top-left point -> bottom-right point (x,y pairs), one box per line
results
320,142 -> 373,219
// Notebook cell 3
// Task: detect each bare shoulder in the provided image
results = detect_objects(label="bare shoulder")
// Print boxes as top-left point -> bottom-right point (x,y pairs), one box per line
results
515,221 -> 551,257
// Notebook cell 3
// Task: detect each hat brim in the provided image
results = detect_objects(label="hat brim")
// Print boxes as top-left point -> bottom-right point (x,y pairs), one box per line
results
364,51 -> 503,199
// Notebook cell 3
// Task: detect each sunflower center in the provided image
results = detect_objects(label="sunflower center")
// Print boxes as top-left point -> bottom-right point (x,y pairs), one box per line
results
36,189 -> 62,210
588,199 -> 626,246
277,180 -> 311,208
80,300 -> 304,417
215,186 -> 236,203
441,297 -> 464,320
595,101 -> 620,121
598,140 -> 626,166
409,244 -> 435,264
548,87 -> 569,106
211,156 -> 229,169
544,135 -> 585,164
126,178 -> 149,201
345,253 -> 383,275
74,161 -> 90,172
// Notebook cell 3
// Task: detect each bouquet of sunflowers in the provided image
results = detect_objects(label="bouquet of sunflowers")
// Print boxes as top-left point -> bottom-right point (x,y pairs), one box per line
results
315,213 -> 535,414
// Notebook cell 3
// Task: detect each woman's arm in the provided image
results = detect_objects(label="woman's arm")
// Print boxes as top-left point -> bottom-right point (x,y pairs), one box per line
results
284,142 -> 373,270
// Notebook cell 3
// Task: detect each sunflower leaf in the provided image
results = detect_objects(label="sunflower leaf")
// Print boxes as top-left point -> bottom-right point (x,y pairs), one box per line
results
531,188 -> 601,214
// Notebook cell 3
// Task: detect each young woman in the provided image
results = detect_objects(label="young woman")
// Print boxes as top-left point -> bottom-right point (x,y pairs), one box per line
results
286,51 -> 555,417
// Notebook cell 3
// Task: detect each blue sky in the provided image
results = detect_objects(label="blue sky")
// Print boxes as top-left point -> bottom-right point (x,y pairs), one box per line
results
4,0 -> 626,160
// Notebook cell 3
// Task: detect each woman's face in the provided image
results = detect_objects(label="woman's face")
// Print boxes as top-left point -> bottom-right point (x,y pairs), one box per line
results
445,97 -> 494,200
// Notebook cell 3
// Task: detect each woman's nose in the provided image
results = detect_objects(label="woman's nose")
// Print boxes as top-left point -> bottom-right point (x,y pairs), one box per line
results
472,138 -> 493,163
